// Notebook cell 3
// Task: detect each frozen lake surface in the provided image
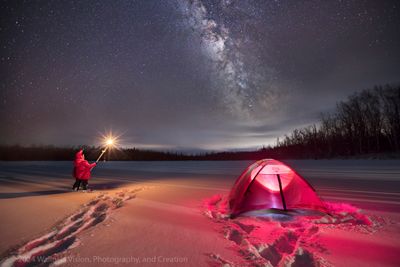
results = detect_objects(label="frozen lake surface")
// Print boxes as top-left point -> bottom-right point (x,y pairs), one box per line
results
0,160 -> 399,211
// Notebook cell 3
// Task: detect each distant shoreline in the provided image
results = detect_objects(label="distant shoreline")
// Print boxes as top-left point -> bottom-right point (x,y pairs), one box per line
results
0,148 -> 400,162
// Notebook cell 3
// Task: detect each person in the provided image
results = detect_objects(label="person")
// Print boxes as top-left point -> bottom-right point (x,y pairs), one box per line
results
72,149 -> 96,191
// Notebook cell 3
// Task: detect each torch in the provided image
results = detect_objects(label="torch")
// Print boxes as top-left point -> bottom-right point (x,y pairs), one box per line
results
96,137 -> 115,163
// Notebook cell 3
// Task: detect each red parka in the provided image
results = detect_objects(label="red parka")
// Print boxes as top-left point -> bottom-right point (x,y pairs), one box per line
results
73,150 -> 96,180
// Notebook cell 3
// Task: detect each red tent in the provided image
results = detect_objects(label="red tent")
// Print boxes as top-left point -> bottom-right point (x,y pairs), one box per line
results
228,159 -> 327,216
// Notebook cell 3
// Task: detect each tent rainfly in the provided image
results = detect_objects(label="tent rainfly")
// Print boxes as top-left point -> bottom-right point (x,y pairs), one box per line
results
228,159 -> 327,217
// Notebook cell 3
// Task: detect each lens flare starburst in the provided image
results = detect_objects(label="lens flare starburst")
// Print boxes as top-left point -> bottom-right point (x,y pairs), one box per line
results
99,131 -> 122,149
95,131 -> 123,163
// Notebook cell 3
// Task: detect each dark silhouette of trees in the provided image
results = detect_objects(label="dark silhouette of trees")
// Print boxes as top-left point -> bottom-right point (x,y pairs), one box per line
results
273,84 -> 400,158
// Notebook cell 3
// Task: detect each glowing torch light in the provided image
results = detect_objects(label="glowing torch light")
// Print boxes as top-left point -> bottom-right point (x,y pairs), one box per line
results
96,136 -> 117,163
106,138 -> 114,146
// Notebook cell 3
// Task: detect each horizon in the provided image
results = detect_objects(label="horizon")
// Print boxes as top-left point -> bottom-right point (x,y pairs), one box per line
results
0,143 -> 264,154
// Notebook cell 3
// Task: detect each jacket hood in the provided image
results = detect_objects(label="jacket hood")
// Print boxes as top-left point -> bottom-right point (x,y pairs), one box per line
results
75,150 -> 84,161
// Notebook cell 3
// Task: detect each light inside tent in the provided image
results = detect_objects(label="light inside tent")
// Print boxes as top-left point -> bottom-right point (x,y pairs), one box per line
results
260,164 -> 292,175
257,164 -> 294,192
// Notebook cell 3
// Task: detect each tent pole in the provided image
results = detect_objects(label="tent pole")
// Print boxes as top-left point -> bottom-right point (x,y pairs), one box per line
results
243,165 -> 265,196
277,174 -> 287,211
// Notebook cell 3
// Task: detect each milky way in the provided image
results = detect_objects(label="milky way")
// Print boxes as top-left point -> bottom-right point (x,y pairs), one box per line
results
178,0 -> 280,118
1,0 -> 399,150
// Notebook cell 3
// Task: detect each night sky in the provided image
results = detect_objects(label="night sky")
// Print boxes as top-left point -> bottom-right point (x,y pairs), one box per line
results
1,0 -> 399,151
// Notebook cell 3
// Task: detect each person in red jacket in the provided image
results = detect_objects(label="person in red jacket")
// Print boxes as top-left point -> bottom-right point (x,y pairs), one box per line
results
72,149 -> 96,191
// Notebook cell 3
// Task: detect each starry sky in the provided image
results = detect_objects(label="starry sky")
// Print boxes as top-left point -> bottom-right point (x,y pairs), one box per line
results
1,0 -> 399,151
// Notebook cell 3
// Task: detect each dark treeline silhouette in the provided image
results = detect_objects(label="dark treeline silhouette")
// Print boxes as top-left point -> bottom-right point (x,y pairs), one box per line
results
272,84 -> 400,158
1,84 -> 399,161
0,145 -> 196,161
0,145 -> 284,161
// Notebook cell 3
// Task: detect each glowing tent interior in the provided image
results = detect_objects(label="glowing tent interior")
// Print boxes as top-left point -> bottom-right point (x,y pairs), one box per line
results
228,159 -> 327,216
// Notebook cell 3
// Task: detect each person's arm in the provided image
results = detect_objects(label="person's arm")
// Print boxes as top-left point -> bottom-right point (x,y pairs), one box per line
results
83,160 -> 96,170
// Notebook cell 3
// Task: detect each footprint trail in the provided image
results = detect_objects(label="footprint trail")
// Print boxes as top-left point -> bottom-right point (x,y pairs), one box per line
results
0,187 -> 145,267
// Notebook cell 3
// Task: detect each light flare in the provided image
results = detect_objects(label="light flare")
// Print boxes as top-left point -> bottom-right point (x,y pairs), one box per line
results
106,138 -> 114,146
96,131 -> 122,163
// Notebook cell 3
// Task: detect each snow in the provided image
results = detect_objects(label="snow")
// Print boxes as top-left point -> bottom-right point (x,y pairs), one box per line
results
0,160 -> 399,266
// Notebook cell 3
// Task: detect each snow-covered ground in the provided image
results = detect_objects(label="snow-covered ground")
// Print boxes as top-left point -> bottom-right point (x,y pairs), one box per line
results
0,160 -> 399,266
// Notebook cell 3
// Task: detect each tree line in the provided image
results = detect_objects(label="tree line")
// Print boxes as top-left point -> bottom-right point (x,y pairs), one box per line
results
0,84 -> 399,160
271,84 -> 400,158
